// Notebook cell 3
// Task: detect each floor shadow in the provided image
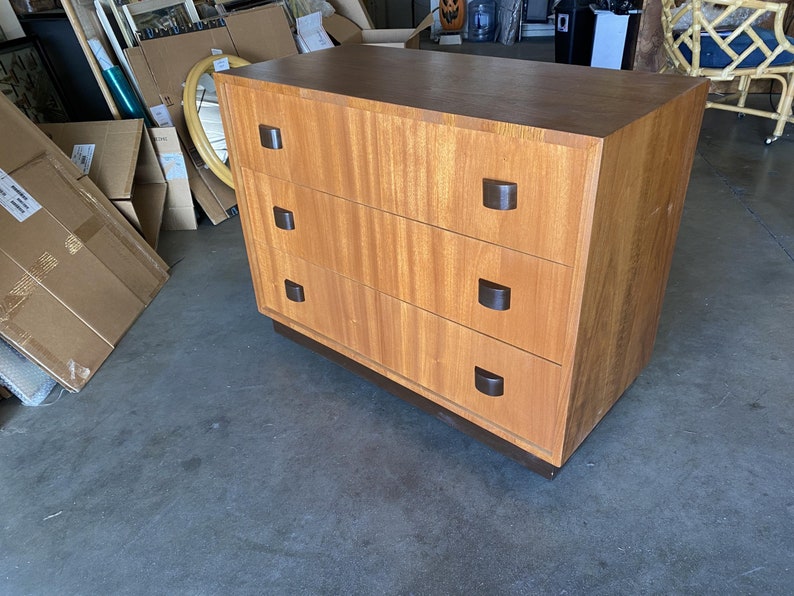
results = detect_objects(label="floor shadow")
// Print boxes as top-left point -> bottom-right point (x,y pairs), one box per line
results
0,394 -> 22,427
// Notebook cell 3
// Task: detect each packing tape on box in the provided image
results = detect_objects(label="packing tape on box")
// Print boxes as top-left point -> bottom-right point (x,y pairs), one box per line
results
28,252 -> 58,281
73,216 -> 103,246
1,278 -> 33,324
0,253 -> 57,324
65,234 -> 84,255
35,152 -> 168,284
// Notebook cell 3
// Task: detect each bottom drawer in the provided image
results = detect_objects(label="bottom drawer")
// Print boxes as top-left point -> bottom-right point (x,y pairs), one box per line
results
256,246 -> 564,454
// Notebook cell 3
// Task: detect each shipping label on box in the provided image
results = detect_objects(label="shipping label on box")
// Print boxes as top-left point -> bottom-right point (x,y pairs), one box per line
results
0,168 -> 41,222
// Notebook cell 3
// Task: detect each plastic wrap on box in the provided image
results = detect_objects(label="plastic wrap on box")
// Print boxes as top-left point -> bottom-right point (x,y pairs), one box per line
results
497,0 -> 522,44
0,337 -> 57,406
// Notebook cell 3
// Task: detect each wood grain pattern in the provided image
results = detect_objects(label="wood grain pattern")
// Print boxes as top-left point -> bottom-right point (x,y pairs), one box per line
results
241,168 -> 574,363
219,45 -> 707,138
273,321 -> 561,478
559,84 -> 710,461
257,246 -> 563,454
222,83 -> 592,265
217,46 -> 709,471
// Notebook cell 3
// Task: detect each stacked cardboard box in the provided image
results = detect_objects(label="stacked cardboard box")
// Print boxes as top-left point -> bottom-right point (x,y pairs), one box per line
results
125,4 -> 298,225
122,2 -> 431,225
39,119 -> 168,248
0,94 -> 169,392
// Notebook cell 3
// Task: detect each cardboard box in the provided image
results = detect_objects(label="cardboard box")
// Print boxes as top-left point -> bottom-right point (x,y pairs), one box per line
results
125,46 -> 168,124
0,93 -> 169,392
324,0 -> 433,48
130,4 -> 298,225
39,119 -> 168,249
329,0 -> 373,29
148,127 -> 196,231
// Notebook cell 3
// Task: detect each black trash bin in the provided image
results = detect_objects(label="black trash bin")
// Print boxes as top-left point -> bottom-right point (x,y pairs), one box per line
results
553,0 -> 595,65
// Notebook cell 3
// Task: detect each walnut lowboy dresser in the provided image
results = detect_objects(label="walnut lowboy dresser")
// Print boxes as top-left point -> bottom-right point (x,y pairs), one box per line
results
216,45 -> 709,478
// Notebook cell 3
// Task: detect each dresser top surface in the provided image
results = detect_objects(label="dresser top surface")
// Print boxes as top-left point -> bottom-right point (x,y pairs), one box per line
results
223,45 -> 707,138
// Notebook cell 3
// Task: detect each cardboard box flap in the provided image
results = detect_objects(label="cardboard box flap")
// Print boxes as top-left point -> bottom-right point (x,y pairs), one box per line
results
39,120 -> 145,201
125,46 -> 164,109
324,12 -> 434,49
126,182 -> 167,249
226,4 -> 299,63
324,13 -> 364,45
135,126 -> 166,186
140,28 -> 237,103
361,27 -> 419,47
166,103 -> 236,225
148,127 -> 196,231
328,0 -> 374,30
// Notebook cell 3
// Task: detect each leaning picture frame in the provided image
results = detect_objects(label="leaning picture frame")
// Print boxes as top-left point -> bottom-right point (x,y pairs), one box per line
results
122,0 -> 200,39
107,0 -> 138,48
0,36 -> 70,122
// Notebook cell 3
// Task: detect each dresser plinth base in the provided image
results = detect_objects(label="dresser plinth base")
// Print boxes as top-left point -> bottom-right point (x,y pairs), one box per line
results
273,321 -> 561,479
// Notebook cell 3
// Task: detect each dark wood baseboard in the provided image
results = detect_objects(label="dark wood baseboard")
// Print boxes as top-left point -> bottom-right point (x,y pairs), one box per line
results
273,320 -> 561,480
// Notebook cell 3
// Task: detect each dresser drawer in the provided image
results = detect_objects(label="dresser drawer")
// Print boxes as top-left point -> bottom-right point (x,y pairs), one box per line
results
242,168 -> 573,363
224,85 -> 593,266
257,246 -> 563,453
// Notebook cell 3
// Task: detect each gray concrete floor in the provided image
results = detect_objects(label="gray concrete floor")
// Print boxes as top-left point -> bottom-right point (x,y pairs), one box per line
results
2,52 -> 794,594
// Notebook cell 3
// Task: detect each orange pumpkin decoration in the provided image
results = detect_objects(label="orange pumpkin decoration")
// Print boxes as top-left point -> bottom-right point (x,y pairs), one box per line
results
440,0 -> 466,31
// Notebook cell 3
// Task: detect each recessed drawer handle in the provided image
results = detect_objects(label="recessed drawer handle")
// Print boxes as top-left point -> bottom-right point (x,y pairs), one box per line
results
478,279 -> 511,311
273,206 -> 295,230
482,178 -> 517,211
474,366 -> 504,397
259,124 -> 283,150
284,279 -> 305,302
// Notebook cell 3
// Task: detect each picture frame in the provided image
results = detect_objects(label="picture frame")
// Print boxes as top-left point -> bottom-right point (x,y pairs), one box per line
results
121,0 -> 200,39
107,0 -> 138,48
0,36 -> 70,123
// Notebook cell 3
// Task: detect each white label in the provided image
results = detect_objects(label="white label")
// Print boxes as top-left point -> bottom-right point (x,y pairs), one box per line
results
211,48 -> 223,55
158,153 -> 188,181
0,168 -> 41,223
213,57 -> 230,72
150,104 -> 173,127
70,144 -> 95,175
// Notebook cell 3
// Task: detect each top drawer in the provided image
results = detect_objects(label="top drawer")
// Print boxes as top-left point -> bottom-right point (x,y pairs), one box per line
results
222,84 -> 596,266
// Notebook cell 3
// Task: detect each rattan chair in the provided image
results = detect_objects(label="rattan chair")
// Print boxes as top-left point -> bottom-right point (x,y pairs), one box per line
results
661,0 -> 794,144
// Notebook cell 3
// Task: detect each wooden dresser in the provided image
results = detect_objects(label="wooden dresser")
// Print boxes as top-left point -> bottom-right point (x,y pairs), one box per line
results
216,46 -> 708,477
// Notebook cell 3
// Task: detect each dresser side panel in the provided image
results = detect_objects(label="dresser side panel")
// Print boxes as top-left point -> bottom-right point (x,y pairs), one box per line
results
561,83 -> 709,462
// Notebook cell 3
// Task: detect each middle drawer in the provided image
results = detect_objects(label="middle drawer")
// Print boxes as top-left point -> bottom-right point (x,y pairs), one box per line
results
242,167 -> 574,364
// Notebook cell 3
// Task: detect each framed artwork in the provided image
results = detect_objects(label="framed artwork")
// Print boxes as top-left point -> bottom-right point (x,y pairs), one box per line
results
122,0 -> 200,38
0,36 -> 69,123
